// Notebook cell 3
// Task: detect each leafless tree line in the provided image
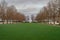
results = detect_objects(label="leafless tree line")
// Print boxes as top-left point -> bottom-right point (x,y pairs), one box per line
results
0,0 -> 25,24
36,0 -> 60,24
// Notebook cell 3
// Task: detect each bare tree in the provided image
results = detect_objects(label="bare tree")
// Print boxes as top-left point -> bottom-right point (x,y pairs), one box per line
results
6,5 -> 17,24
0,0 -> 7,24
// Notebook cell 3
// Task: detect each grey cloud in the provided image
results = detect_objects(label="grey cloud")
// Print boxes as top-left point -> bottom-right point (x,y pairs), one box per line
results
5,0 -> 49,5
0,0 -> 50,15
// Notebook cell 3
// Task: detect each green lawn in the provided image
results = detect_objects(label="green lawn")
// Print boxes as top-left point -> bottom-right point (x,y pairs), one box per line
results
0,23 -> 60,40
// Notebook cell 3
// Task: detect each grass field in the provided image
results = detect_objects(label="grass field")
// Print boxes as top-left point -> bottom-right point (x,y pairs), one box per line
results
0,23 -> 60,40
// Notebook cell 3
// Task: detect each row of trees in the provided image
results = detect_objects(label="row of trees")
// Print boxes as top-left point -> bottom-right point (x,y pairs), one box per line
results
36,0 -> 60,24
0,0 -> 25,24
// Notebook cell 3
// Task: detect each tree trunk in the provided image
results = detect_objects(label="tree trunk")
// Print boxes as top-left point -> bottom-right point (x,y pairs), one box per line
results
7,20 -> 8,24
10,20 -> 11,24
2,19 -> 4,24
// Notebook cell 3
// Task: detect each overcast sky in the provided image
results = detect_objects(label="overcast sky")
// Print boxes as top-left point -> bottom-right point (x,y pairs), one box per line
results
0,0 -> 50,16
